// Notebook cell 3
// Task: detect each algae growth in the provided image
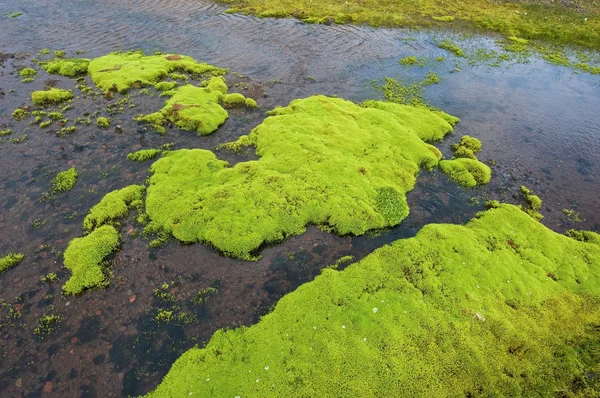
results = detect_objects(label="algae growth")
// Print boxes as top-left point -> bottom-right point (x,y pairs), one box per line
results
147,204 -> 600,397
136,77 -> 254,135
144,95 -> 456,259
88,50 -> 227,93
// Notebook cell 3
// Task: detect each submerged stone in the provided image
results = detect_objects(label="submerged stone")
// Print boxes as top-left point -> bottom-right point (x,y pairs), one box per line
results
147,204 -> 600,397
144,95 -> 456,259
88,50 -> 227,93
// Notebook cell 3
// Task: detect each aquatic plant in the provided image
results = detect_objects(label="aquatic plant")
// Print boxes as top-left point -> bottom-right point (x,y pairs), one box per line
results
0,253 -> 24,273
399,56 -> 425,67
145,95 -> 456,259
33,314 -> 62,337
432,15 -> 455,22
191,287 -> 218,306
52,167 -> 78,193
41,273 -> 59,283
136,77 -> 254,135
127,149 -> 161,162
31,88 -> 73,106
438,39 -> 465,57
41,58 -> 90,77
12,108 -> 29,121
62,225 -> 120,295
88,50 -> 227,93
83,185 -> 145,233
147,204 -> 600,397
0,129 -> 12,136
563,209 -> 582,222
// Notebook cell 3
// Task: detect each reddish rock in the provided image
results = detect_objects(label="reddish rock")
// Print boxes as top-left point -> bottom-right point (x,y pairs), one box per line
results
43,381 -> 53,393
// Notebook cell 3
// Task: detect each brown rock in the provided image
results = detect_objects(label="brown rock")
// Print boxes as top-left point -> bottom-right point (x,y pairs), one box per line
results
43,381 -> 53,393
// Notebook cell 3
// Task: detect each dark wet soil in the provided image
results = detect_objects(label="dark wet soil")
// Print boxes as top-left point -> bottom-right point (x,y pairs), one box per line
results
0,0 -> 599,397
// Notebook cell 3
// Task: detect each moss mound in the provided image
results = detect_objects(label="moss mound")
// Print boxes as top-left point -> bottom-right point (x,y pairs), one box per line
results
19,68 -> 37,78
41,58 -> 90,77
62,225 -> 120,295
127,149 -> 161,162
145,95 -> 455,259
0,253 -> 24,273
52,167 -> 78,193
440,135 -> 490,188
136,77 -> 254,135
88,50 -> 227,93
83,185 -> 145,233
147,204 -> 600,397
31,88 -> 73,107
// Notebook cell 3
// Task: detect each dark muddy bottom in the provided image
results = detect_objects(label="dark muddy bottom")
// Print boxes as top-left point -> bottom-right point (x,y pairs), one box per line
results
1,0 -> 599,397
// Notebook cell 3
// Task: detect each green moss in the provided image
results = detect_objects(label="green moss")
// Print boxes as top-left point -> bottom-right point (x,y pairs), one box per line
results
83,185 -> 145,233
127,149 -> 161,162
438,39 -> 464,57
399,56 -> 425,67
432,15 -> 455,22
155,81 -> 178,91
12,108 -> 29,121
222,92 -> 247,106
455,135 -> 482,152
62,225 -> 120,295
41,58 -> 90,77
8,134 -> 28,144
54,50 -> 66,58
245,98 -> 258,108
147,204 -> 600,397
52,167 -> 78,193
422,71 -> 440,85
136,77 -> 248,135
563,209 -> 582,222
31,88 -> 73,106
168,72 -> 188,81
39,120 -> 52,128
0,253 -> 24,273
33,314 -> 61,337
96,117 -> 110,127
0,129 -> 12,136
88,50 -> 227,93
48,112 -> 63,120
8,12 -> 23,18
19,68 -> 37,78
520,185 -> 543,220
145,95 -> 455,259
440,158 -> 491,188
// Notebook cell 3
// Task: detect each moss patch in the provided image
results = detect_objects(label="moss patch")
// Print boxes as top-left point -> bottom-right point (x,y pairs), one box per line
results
440,135 -> 490,188
127,149 -> 161,162
145,95 -> 455,259
19,68 -> 37,78
0,253 -> 24,274
147,204 -> 600,397
41,58 -> 90,77
31,88 -> 73,107
521,185 -> 543,220
62,225 -> 120,295
136,77 -> 254,135
52,167 -> 78,193
83,185 -> 145,233
88,50 -> 227,93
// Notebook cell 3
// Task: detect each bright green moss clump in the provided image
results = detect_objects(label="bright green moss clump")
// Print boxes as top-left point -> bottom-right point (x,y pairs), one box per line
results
83,185 -> 145,232
31,88 -> 73,106
521,185 -> 543,220
137,77 -> 254,135
41,58 -> 90,77
147,204 -> 600,397
19,68 -> 37,78
0,253 -> 24,273
440,135 -> 490,188
52,167 -> 78,193
62,225 -> 120,295
88,50 -> 227,93
127,149 -> 161,162
155,81 -> 178,91
96,117 -> 110,127
145,95 -> 455,258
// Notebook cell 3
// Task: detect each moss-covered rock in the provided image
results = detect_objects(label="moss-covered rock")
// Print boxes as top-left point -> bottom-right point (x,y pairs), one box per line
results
144,95 -> 455,259
19,68 -> 37,78
41,58 -> 90,77
147,204 -> 600,397
83,185 -> 145,233
0,253 -> 24,273
31,88 -> 73,107
88,50 -> 227,93
52,167 -> 78,193
136,77 -> 253,135
62,225 -> 120,295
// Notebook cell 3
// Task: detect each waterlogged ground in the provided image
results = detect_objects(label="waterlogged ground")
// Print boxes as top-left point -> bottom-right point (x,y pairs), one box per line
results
0,0 -> 599,397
